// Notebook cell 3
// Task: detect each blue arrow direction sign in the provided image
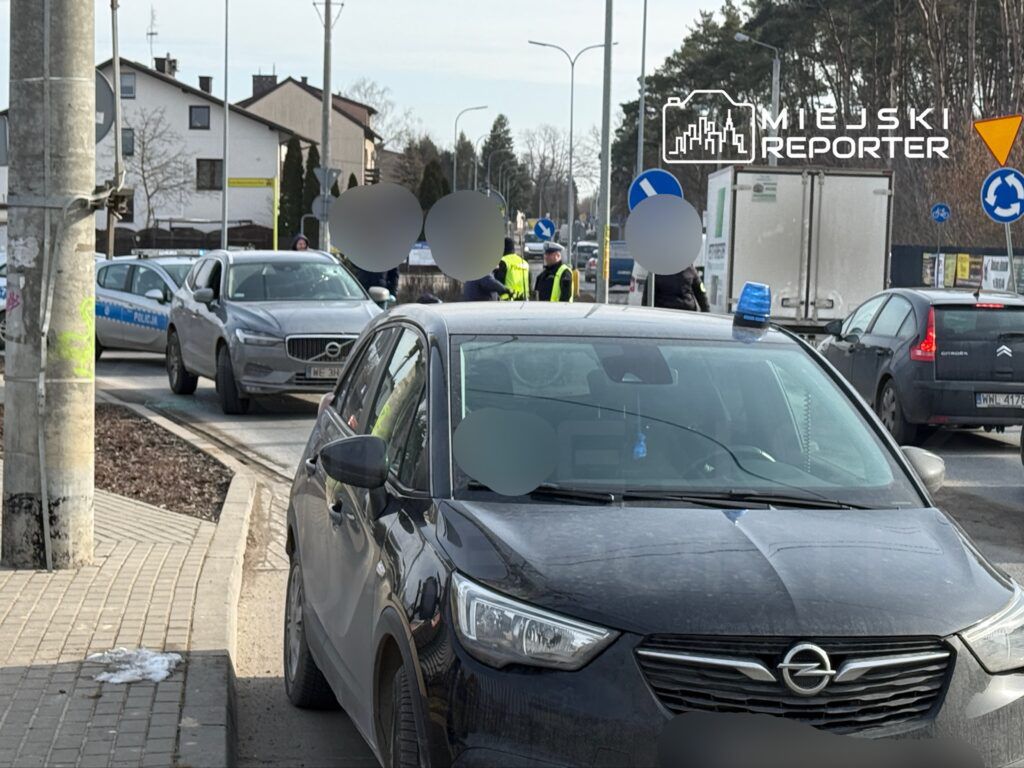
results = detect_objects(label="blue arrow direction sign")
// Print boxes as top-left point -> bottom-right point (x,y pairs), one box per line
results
981,167 -> 1024,224
534,218 -> 556,240
931,203 -> 951,223
628,168 -> 684,211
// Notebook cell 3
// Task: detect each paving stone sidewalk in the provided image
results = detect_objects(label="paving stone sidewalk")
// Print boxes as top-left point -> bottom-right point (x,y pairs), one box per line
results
0,488 -> 215,768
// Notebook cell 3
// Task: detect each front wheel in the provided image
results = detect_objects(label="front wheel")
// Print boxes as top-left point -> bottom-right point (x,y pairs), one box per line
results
283,557 -> 338,709
877,379 -> 916,445
166,330 -> 198,395
388,667 -> 420,768
215,344 -> 249,415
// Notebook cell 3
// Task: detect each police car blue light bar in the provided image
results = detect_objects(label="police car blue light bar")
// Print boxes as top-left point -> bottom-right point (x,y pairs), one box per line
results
733,282 -> 771,329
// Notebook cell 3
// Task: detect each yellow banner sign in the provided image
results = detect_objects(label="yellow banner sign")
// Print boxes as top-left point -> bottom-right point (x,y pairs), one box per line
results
228,177 -> 276,188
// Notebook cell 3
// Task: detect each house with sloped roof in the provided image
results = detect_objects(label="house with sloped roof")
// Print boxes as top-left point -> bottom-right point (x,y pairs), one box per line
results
238,75 -> 381,189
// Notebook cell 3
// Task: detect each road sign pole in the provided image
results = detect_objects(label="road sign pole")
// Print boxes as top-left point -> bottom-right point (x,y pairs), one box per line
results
595,0 -> 614,305
273,176 -> 280,250
1007,223 -> 1018,295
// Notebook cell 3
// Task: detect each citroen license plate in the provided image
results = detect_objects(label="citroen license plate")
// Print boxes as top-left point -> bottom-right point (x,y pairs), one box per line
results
307,366 -> 341,380
976,393 -> 1024,408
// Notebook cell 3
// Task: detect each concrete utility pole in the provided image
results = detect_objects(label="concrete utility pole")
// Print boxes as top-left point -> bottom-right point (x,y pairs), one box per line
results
220,0 -> 230,248
319,0 -> 335,251
3,0 -> 97,568
595,0 -> 615,304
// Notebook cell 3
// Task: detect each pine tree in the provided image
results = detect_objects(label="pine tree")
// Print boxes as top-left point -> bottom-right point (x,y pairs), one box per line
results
417,160 -> 449,239
278,137 -> 304,243
303,144 -> 322,245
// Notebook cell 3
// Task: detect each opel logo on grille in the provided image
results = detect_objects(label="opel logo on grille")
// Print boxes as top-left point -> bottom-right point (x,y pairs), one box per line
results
324,341 -> 343,359
778,643 -> 835,697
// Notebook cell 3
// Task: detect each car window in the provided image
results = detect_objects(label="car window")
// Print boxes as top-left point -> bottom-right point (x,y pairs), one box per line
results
450,335 -> 923,508
190,260 -> 214,291
99,263 -> 131,291
868,296 -> 913,338
396,389 -> 429,491
226,261 -> 364,301
367,330 -> 427,477
842,295 -> 887,337
206,261 -> 222,299
130,266 -> 166,298
896,310 -> 918,340
162,263 -> 192,287
337,328 -> 399,432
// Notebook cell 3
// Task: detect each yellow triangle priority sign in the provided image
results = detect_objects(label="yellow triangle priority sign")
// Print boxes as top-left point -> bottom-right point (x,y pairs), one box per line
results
974,114 -> 1024,166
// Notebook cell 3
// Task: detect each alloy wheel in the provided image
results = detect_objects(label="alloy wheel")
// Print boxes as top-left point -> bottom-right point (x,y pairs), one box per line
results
286,564 -> 304,682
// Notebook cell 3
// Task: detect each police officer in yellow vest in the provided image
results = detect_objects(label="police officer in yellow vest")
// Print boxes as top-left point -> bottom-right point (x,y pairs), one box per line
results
494,237 -> 530,301
535,242 -> 573,302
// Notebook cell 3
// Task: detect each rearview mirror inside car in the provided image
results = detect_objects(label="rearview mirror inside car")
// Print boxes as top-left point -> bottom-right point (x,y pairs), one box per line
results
824,318 -> 843,338
319,435 -> 388,489
145,288 -> 167,304
193,287 -> 214,304
901,446 -> 945,496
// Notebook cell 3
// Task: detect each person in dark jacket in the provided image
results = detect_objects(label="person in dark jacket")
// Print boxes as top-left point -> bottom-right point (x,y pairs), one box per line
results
535,243 -> 573,302
351,264 -> 400,298
462,271 -> 511,301
653,266 -> 709,312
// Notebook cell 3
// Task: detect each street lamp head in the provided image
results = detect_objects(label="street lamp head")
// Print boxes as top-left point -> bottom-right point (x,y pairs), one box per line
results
734,32 -> 751,43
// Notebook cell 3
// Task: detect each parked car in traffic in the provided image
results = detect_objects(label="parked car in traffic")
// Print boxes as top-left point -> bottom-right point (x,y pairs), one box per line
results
571,240 -> 598,271
165,250 -> 385,414
522,232 -> 545,260
818,288 -> 1024,444
608,240 -> 634,288
585,255 -> 597,283
95,255 -> 197,358
283,297 -> 1022,768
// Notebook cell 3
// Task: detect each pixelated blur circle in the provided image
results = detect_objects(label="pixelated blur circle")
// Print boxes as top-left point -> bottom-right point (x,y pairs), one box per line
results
425,191 -> 505,280
452,408 -> 556,496
625,194 -> 703,275
328,182 -> 422,272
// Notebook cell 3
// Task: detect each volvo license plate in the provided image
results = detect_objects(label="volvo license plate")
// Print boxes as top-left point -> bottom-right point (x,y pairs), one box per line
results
307,366 -> 341,380
976,393 -> 1024,409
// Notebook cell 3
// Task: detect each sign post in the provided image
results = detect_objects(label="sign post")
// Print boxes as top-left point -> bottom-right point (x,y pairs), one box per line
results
930,203 -> 950,277
975,114 -> 1024,295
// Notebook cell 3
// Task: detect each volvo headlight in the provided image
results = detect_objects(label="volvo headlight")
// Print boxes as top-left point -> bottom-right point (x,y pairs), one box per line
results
451,572 -> 617,670
961,585 -> 1024,674
235,328 -> 282,346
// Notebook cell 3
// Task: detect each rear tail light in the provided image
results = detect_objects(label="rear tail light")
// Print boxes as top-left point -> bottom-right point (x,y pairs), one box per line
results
976,303 -> 1005,309
910,307 -> 936,362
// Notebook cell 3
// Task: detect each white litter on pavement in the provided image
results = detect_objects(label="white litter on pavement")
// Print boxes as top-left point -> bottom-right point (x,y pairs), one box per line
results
87,648 -> 183,684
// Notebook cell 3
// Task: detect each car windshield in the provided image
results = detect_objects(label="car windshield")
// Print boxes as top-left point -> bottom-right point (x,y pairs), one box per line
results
524,233 -> 540,243
226,261 -> 364,302
450,335 -> 924,508
161,264 -> 192,287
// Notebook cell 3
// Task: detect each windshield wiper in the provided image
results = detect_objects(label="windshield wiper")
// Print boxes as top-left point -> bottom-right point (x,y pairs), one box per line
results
465,481 -> 615,504
621,490 -> 870,510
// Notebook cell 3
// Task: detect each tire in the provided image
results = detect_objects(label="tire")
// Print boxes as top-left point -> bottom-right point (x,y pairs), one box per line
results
283,556 -> 338,709
166,330 -> 198,395
389,667 -> 420,768
215,344 -> 249,415
876,379 -> 917,445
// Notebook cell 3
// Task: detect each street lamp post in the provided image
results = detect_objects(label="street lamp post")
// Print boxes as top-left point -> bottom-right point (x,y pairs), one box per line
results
220,0 -> 229,249
528,39 -> 609,261
453,105 -> 487,191
474,134 -> 488,191
734,32 -> 781,167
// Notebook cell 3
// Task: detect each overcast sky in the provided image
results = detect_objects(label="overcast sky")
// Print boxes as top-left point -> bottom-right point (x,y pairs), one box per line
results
2,0 -> 713,149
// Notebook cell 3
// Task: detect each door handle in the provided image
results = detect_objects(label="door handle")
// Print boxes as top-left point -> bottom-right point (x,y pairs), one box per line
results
304,456 -> 317,475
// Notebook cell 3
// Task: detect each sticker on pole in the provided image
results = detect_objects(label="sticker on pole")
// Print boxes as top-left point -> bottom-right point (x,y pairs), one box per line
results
628,169 -> 683,212
980,168 -> 1024,224
930,203 -> 950,224
534,218 -> 556,240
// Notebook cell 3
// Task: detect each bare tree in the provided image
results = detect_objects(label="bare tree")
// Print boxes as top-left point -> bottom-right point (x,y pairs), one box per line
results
124,107 -> 192,228
344,77 -> 420,150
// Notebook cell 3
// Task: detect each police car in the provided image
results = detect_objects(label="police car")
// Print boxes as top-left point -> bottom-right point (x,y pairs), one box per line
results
95,253 -> 199,358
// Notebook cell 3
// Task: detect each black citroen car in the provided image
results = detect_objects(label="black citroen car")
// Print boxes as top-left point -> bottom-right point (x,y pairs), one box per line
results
284,302 -> 1024,768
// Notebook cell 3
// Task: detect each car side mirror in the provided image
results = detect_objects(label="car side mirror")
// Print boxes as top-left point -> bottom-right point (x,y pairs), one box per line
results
319,435 -> 388,489
824,318 -> 843,338
193,287 -> 215,305
145,288 -> 167,304
368,286 -> 390,306
901,446 -> 945,496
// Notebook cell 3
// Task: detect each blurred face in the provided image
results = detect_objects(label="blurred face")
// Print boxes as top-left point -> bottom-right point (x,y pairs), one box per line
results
296,239 -> 309,251
544,250 -> 561,266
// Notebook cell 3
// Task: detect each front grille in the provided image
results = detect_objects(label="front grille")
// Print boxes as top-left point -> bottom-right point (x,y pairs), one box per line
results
286,336 -> 355,363
636,635 -> 953,734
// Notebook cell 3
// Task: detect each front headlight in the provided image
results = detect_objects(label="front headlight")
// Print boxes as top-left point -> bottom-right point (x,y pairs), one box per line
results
451,572 -> 617,670
235,328 -> 282,346
961,585 -> 1024,674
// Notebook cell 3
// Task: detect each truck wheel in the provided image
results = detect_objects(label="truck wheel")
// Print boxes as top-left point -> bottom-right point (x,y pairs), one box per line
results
388,668 -> 420,768
215,344 -> 250,415
283,555 -> 338,709
166,331 -> 198,395
877,379 -> 916,445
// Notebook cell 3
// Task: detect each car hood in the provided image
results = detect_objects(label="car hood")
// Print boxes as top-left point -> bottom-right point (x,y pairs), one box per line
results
227,300 -> 380,336
437,501 -> 1012,637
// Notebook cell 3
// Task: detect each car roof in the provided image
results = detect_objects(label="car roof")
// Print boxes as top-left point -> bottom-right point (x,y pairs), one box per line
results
385,303 -> 797,344
207,249 -> 336,265
96,256 -> 195,268
893,287 -> 1024,306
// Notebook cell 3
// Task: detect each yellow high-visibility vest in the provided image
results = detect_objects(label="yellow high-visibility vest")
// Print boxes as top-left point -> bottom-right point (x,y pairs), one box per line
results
549,264 -> 574,303
499,253 -> 530,301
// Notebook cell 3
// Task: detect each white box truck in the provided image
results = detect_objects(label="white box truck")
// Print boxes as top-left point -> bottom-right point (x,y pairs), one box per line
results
704,166 -> 894,333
